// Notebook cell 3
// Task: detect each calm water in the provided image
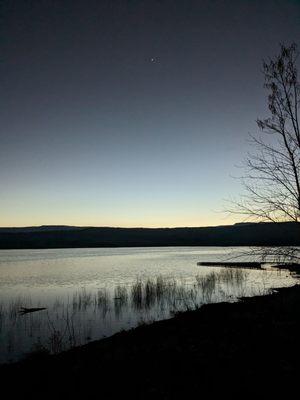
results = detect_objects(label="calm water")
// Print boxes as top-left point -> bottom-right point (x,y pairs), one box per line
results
0,247 -> 297,363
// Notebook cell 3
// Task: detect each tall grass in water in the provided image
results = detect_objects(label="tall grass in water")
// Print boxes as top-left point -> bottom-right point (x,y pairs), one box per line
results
72,288 -> 92,311
216,268 -> 249,286
95,289 -> 110,317
114,286 -> 128,303
1,267 -> 265,363
131,276 -> 197,310
195,273 -> 217,303
131,278 -> 143,309
114,286 -> 128,317
0,303 -> 4,332
95,289 -> 110,307
195,269 -> 250,302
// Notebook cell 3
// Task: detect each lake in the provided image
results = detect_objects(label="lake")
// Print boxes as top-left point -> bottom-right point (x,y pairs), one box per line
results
0,246 -> 297,363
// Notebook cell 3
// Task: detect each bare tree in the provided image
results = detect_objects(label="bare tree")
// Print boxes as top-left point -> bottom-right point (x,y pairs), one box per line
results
232,43 -> 300,263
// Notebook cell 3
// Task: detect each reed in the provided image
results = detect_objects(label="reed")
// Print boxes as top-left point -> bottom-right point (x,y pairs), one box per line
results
114,286 -> 128,303
1,267 -> 287,364
0,303 -> 4,332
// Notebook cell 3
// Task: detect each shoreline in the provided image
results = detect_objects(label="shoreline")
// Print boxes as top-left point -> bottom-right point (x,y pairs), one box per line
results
1,282 -> 300,398
1,222 -> 299,249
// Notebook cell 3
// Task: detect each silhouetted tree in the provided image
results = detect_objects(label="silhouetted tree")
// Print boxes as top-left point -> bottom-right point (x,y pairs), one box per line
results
233,43 -> 300,262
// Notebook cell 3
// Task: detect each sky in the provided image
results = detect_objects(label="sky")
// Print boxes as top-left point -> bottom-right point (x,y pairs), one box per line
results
0,0 -> 299,228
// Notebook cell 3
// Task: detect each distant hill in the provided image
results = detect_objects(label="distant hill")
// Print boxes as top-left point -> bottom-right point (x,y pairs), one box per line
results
0,222 -> 299,249
0,225 -> 83,233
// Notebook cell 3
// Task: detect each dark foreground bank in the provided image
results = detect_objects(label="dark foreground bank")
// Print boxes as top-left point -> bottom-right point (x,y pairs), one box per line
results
1,284 -> 300,399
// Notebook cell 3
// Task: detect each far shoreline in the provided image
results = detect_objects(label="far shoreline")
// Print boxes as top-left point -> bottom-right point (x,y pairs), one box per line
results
0,222 -> 299,249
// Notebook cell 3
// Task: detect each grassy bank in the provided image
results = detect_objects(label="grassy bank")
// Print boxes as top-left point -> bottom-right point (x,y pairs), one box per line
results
1,283 -> 300,398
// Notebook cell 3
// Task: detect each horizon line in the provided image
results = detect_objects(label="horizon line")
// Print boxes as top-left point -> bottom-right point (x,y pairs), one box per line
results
0,222 -> 277,230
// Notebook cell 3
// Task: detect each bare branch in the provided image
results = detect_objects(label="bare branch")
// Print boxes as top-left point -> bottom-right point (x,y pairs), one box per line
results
230,43 -> 300,261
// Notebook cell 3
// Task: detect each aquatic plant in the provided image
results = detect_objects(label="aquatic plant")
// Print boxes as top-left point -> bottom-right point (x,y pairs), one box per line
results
0,267 -> 293,364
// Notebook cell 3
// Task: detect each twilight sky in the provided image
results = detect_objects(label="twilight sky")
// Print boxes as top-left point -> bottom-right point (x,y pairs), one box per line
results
0,0 -> 299,227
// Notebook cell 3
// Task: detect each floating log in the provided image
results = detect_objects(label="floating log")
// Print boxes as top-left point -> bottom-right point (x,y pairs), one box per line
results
19,307 -> 47,315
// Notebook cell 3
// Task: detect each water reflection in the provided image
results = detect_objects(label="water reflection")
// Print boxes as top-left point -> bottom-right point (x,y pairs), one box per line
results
0,267 -> 296,364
